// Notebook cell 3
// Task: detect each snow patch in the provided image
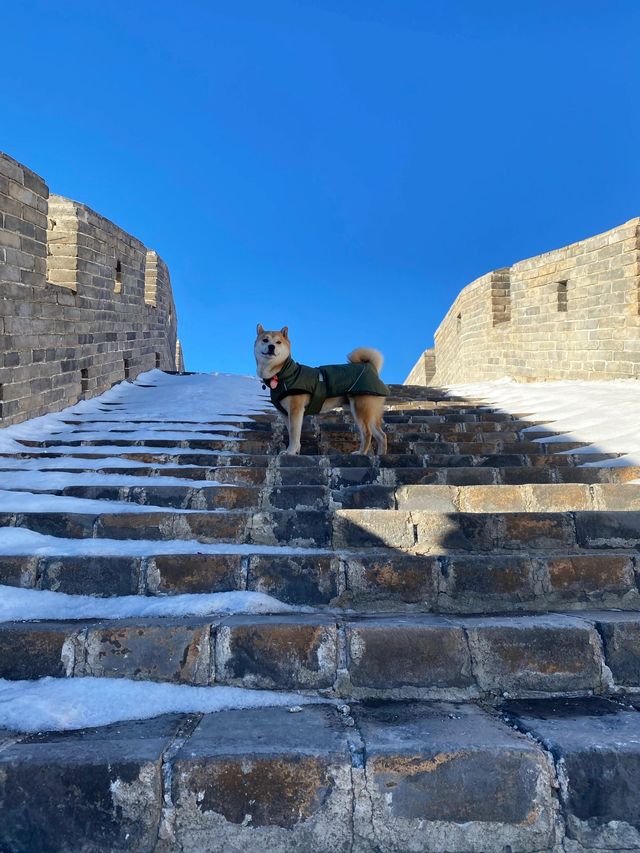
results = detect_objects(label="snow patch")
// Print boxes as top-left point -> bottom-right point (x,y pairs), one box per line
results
0,585 -> 311,622
0,370 -> 269,454
0,676 -> 326,732
446,378 -> 640,467
0,528 -> 331,557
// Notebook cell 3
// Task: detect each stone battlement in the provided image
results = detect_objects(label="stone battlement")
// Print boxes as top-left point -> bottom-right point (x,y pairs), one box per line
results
406,217 -> 640,384
0,151 -> 183,426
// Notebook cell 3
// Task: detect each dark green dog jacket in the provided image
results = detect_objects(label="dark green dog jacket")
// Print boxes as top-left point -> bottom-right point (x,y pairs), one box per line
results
266,357 -> 389,415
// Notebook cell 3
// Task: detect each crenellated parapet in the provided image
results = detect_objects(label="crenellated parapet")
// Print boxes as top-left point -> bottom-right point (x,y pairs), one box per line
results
406,218 -> 640,385
0,151 -> 183,426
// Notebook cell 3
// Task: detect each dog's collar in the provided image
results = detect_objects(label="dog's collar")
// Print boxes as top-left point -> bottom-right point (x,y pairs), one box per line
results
260,357 -> 295,391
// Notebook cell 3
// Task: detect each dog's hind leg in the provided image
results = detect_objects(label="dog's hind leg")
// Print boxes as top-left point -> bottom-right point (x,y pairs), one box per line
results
351,396 -> 386,455
349,397 -> 373,455
371,411 -> 387,455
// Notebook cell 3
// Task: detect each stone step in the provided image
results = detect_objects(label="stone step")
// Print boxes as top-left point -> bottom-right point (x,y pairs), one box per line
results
0,611 -> 635,697
5,507 -> 640,551
501,696 -> 640,852
335,508 -> 640,552
2,449 -> 618,469
56,419 -> 529,436
2,549 -> 639,612
19,436 -> 590,457
1,460 -> 638,488
0,700 -> 569,853
7,482 -> 640,516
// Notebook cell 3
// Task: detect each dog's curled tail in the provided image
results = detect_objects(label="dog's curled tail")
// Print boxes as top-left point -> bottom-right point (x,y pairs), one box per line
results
347,347 -> 384,375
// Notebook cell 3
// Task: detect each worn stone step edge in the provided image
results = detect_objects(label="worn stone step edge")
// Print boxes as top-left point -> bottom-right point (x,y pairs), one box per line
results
1,462 -> 638,487
2,549 -> 639,612
4,482 -> 640,518
0,611 -> 637,699
9,697 -> 638,852
4,508 -> 640,552
0,450 -> 618,468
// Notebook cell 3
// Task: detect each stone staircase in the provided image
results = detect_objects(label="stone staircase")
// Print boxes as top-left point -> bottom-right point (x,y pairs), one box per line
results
1,377 -> 640,852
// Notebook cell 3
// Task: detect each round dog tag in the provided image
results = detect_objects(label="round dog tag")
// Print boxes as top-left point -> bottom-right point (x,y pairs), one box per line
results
270,377 -> 278,389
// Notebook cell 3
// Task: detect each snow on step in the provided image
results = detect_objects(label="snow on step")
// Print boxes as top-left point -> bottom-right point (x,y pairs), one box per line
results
447,378 -> 640,469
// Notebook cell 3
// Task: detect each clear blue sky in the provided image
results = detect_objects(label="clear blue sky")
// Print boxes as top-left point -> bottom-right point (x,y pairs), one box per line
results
2,1 -> 639,381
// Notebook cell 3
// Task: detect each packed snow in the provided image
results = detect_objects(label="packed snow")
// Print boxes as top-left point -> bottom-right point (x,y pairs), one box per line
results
0,677 -> 326,732
0,370 -> 268,455
0,470 -> 227,490
447,378 -> 640,472
0,585 -> 311,622
0,489 -> 196,514
0,527 -> 331,557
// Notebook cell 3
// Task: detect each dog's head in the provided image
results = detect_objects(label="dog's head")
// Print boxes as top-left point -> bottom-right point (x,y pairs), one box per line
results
254,324 -> 291,378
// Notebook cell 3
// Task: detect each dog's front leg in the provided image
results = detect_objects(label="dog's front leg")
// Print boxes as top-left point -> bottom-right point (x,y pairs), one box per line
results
281,395 -> 308,455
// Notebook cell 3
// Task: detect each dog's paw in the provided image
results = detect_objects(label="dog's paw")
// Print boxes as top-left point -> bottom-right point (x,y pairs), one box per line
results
279,448 -> 300,456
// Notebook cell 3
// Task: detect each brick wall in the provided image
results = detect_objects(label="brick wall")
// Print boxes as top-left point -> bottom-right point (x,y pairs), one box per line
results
0,151 -> 183,426
406,218 -> 640,385
405,348 -> 436,385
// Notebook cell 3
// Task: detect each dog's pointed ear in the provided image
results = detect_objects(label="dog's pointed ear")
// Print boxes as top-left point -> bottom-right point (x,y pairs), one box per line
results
256,323 -> 265,336
280,326 -> 289,339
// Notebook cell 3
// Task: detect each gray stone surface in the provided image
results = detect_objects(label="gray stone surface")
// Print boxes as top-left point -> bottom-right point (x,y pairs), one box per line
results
170,705 -> 353,853
504,697 -> 640,851
0,714 -> 185,852
353,701 -> 556,852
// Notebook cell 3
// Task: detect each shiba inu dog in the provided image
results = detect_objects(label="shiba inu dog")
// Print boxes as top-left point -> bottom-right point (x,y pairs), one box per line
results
254,324 -> 389,455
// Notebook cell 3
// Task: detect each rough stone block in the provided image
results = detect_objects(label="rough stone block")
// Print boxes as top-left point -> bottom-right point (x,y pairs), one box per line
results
545,554 -> 637,605
395,485 -> 457,511
150,553 -> 243,595
0,623 -> 69,679
593,612 -> 640,687
346,616 -> 474,694
502,512 -> 576,550
438,554 -> 537,611
354,701 -> 555,853
575,511 -> 640,548
215,615 -> 338,689
247,510 -> 331,547
503,697 -> 640,851
345,553 -> 437,605
0,555 -> 38,588
171,706 -> 353,852
82,620 -> 212,684
41,555 -> 141,596
333,509 -> 414,549
0,714 -> 182,852
247,554 -> 339,605
464,615 -> 606,695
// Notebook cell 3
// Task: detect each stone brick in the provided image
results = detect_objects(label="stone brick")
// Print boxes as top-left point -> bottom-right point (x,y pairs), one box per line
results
0,714 -> 180,852
464,615 -> 606,695
81,620 -> 211,684
355,701 -> 555,852
215,615 -> 338,689
41,555 -> 141,596
504,698 -> 640,850
247,554 -> 339,605
150,553 -> 244,595
593,613 -> 640,687
0,623 -> 69,679
438,554 -> 537,611
346,616 -> 474,693
171,707 -> 353,851
545,554 -> 637,605
345,553 -> 437,605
